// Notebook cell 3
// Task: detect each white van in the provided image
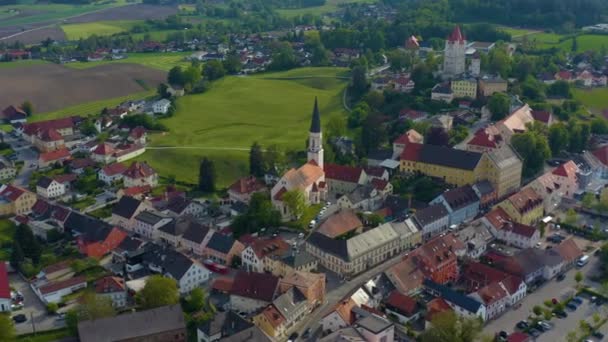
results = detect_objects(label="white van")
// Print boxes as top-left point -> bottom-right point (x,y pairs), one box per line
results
577,255 -> 590,268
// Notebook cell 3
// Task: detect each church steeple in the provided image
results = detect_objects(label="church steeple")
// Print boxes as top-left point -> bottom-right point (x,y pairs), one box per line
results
310,97 -> 321,133
307,97 -> 323,168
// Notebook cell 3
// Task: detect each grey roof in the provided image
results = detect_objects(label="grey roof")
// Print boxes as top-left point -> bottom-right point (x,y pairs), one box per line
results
143,247 -> 194,280
310,97 -> 321,133
198,311 -> 253,338
181,222 -> 210,244
230,201 -> 249,214
157,216 -> 192,237
206,233 -> 236,254
134,210 -> 165,225
473,180 -> 494,196
282,250 -> 317,268
272,287 -> 307,323
36,176 -> 54,189
77,305 -> 185,342
413,203 -> 449,227
112,196 -> 142,219
345,185 -> 375,204
319,327 -> 365,342
424,279 -> 483,313
355,314 -> 393,334
419,145 -> 483,171
367,148 -> 393,161
220,326 -> 271,342
439,185 -> 479,210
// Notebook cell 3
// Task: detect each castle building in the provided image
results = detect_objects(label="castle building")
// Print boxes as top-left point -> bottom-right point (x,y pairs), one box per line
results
443,26 -> 467,78
271,99 -> 327,220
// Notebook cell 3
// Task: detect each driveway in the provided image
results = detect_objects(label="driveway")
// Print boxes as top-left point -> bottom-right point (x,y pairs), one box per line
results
483,256 -> 599,337
5,134 -> 38,187
9,274 -> 65,335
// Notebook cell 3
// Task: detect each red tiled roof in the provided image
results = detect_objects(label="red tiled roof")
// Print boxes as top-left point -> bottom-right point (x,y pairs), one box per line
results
212,277 -> 234,293
23,117 -> 75,136
2,105 -> 26,119
0,262 -> 10,299
324,163 -> 364,183
102,163 -> 127,176
399,109 -> 426,120
249,236 -> 290,258
476,281 -> 509,305
592,146 -> 608,166
230,271 -> 278,302
0,185 -> 25,201
122,186 -> 151,197
385,291 -> 418,316
94,276 -> 125,294
261,304 -> 285,328
552,160 -> 578,179
129,126 -> 146,139
38,128 -> 63,142
42,260 -> 72,275
69,158 -> 95,170
273,187 -> 287,201
317,210 -> 362,238
531,110 -> 552,124
399,143 -> 423,161
38,276 -> 87,295
448,26 -> 465,43
506,188 -> 543,213
53,174 -> 77,184
484,207 -> 512,230
92,143 -> 115,156
462,262 -> 512,291
468,128 -> 501,148
556,70 -> 573,80
371,178 -> 389,190
508,222 -> 537,238
394,129 -> 423,145
229,176 -> 266,195
425,297 -> 452,322
39,148 -> 71,163
123,162 -> 156,179
556,238 -> 582,262
365,166 -> 387,178
32,199 -> 51,216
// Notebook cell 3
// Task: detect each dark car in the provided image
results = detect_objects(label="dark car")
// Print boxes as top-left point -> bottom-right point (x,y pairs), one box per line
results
566,302 -> 578,311
554,310 -> 568,318
592,331 -> 605,339
516,321 -> 529,330
571,297 -> 584,305
528,328 -> 542,337
12,314 -> 27,323
556,273 -> 566,281
288,332 -> 299,341
302,328 -> 311,338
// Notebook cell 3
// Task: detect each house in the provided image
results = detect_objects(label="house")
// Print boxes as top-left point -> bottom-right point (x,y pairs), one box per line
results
241,236 -> 290,273
321,298 -> 357,333
143,247 -> 211,294
117,185 -> 152,200
163,197 -> 206,218
91,143 -> 115,164
128,126 -> 147,145
411,203 -> 450,240
466,126 -> 503,153
203,233 -> 245,266
38,148 -> 71,168
0,185 -> 37,216
0,159 -> 16,180
473,180 -> 497,209
526,160 -> 579,212
496,104 -> 535,142
94,276 -> 127,308
393,76 -> 415,93
157,216 -> 192,247
354,314 -> 395,342
152,99 -> 171,114
496,188 -> 544,225
317,209 -> 363,238
197,311 -> 270,342
384,291 -> 421,324
78,305 -> 187,342
482,207 -> 540,249
1,105 -> 27,124
451,77 -> 478,99
306,223 -> 401,277
384,258 -> 425,295
385,220 -> 422,251
411,234 -> 464,285
53,173 -> 77,191
337,184 -> 385,212
33,128 -> 65,152
111,196 -> 148,230
69,158 -> 96,174
531,110 -> 554,126
430,114 -> 453,132
392,129 -> 423,157
227,176 -> 267,204
133,210 -> 173,240
431,185 -> 480,226
253,287 -> 311,338
424,280 -> 487,321
229,271 -> 279,314
36,177 -> 66,199
324,163 -> 367,195
98,163 -> 127,184
266,249 -> 319,277
453,222 -> 494,259
495,248 -> 564,284
279,270 -> 326,306
431,83 -> 454,102
470,281 -> 510,320
34,276 -> 88,304
23,117 -> 76,142
399,109 -> 428,122
479,75 -> 508,97
122,161 -> 158,188
177,222 -> 211,257
0,262 -> 10,312
76,223 -> 127,259
555,238 -> 583,270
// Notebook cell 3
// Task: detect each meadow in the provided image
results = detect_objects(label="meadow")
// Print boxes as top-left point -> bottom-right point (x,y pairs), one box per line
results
138,67 -> 349,187
64,52 -> 191,71
509,30 -> 608,52
0,59 -> 48,69
276,0 -> 375,18
573,88 -> 608,112
61,20 -> 137,40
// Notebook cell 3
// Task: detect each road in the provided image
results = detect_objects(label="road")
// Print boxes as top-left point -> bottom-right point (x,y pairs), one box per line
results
10,274 -> 65,335
4,133 -> 37,187
483,255 -> 600,337
294,252 -> 406,340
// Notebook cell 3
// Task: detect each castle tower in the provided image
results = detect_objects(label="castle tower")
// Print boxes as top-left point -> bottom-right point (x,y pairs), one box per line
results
443,26 -> 467,78
470,51 -> 481,77
308,97 -> 324,169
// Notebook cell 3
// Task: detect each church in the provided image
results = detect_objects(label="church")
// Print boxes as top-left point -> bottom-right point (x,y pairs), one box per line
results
271,98 -> 328,220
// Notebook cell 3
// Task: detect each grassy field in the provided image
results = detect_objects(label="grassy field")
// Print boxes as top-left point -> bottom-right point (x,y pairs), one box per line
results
64,52 -> 191,71
497,26 -> 541,37
573,88 -> 608,112
61,20 -> 137,40
276,0 -> 374,17
0,219 -> 15,260
510,31 -> 608,52
0,59 -> 48,69
138,67 -> 349,187
17,328 -> 73,342
35,89 -> 155,121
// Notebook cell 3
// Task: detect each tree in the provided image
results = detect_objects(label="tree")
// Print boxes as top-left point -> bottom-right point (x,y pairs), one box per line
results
0,314 -> 15,342
533,305 -> 542,316
222,53 -> 242,74
198,157 -> 216,193
419,311 -> 483,342
231,192 -> 282,237
425,127 -> 449,146
20,101 -> 33,116
10,240 -> 24,268
350,65 -> 368,98
203,60 -> 226,81
360,113 -> 387,155
282,189 -> 306,220
571,36 -> 578,52
136,275 -> 179,309
182,65 -> 202,87
249,142 -> 265,177
565,208 -> 578,225
182,287 -> 206,313
582,193 -> 595,208
511,131 -> 551,177
548,123 -> 569,156
268,42 -> 297,71
168,66 -> 184,86
14,224 -> 41,265
326,115 -> 346,139
46,302 -> 58,314
488,92 -> 510,121
575,271 -> 583,288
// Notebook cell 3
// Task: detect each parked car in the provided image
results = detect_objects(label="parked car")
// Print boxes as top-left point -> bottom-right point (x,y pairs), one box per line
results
554,309 -> 568,318
12,314 -> 26,323
592,331 -> 604,339
556,273 -> 566,281
516,321 -> 529,330
566,302 -> 578,311
302,328 -> 311,338
288,332 -> 299,342
571,297 -> 583,305
528,328 -> 542,337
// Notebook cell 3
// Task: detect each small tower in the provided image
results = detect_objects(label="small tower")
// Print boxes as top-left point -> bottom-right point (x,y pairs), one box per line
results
443,25 -> 467,78
470,51 -> 481,77
307,97 -> 324,169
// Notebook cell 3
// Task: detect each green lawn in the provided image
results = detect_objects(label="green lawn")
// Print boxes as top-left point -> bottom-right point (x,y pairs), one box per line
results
513,32 -> 608,52
276,0 -> 374,17
0,219 -> 15,261
17,328 -> 73,342
138,67 -> 348,188
35,89 -> 155,121
573,88 -> 608,111
64,52 -> 191,71
497,26 -> 541,37
0,60 -> 48,69
61,20 -> 138,40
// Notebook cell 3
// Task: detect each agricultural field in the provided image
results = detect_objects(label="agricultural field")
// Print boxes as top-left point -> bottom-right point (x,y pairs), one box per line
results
0,63 -> 165,113
65,52 -> 191,71
138,67 -> 349,187
276,0 -> 375,18
497,26 -> 541,38
573,88 -> 608,112
510,30 -> 608,52
0,59 -> 48,69
61,20 -> 137,40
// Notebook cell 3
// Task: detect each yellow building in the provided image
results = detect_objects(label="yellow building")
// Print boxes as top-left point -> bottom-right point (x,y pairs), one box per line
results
479,76 -> 508,97
496,188 -> 544,225
451,77 -> 478,99
484,146 -> 523,198
0,185 -> 37,216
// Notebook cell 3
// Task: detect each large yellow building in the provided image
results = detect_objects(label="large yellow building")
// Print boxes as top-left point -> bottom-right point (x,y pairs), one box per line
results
451,77 -> 478,99
0,185 -> 37,216
399,144 -> 521,198
496,188 -> 544,225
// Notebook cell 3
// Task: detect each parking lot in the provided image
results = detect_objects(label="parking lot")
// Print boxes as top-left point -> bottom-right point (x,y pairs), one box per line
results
9,274 -> 65,334
483,256 -> 600,339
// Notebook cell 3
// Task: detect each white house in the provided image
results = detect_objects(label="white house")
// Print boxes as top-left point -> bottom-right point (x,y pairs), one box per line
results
482,208 -> 540,249
133,211 -> 173,241
94,276 -> 128,308
33,276 -> 88,304
36,177 -> 66,199
152,99 -> 171,114
98,163 -> 127,184
147,249 -> 211,294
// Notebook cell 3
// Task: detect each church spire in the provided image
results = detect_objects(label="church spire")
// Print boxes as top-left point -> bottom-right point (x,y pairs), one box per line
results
310,97 -> 321,133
